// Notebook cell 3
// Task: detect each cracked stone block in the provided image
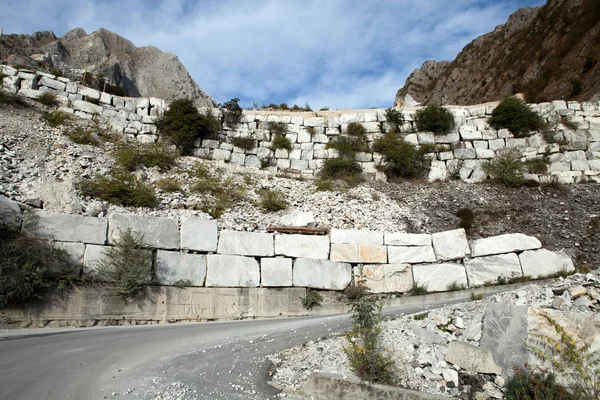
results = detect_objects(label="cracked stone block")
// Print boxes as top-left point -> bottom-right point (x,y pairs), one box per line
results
432,229 -> 470,261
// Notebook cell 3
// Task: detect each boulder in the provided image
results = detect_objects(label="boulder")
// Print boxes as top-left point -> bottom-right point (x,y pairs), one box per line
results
39,76 -> 66,91
156,250 -> 206,286
293,259 -> 351,290
470,233 -> 542,257
0,195 -> 22,230
519,249 -> 575,279
412,263 -> 468,292
354,264 -> 413,293
72,100 -> 102,115
78,86 -> 100,100
108,213 -> 179,249
388,245 -> 436,264
432,229 -> 470,261
205,255 -> 260,287
330,228 -> 383,245
384,232 -> 432,246
279,211 -> 315,227
464,253 -> 523,287
25,211 -> 107,244
217,231 -> 274,257
445,342 -> 502,375
261,257 -> 293,287
180,216 -> 218,252
275,234 -> 330,259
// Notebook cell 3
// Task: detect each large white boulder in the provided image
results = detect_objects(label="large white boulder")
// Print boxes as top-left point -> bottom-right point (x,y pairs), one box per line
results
293,259 -> 351,290
388,245 -> 436,264
180,216 -> 218,252
412,263 -> 468,292
275,234 -> 330,259
464,253 -> 523,287
470,233 -> 541,257
156,250 -> 206,286
519,249 -> 574,279
72,100 -> 102,115
354,264 -> 413,293
432,229 -> 470,261
261,257 -> 293,287
217,231 -> 274,257
108,213 -> 179,249
26,210 -> 107,244
205,255 -> 260,287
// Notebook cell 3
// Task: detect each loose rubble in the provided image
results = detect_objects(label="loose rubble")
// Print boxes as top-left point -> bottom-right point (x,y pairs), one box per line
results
268,269 -> 600,399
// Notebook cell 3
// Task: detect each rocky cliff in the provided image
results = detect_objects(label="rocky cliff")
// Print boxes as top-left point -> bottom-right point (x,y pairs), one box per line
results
396,0 -> 600,106
0,28 -> 215,107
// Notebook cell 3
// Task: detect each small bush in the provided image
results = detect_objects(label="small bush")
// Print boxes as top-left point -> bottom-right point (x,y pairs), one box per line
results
409,282 -> 429,296
157,98 -> 220,155
456,208 -> 475,230
36,91 -> 59,107
44,111 -> 73,128
471,293 -> 484,301
525,158 -> 549,174
505,366 -> 576,400
560,115 -> 579,130
415,105 -> 455,134
113,142 -> 177,172
190,164 -> 247,218
221,98 -> 243,128
488,97 -> 546,138
384,108 -> 405,132
258,189 -> 288,212
155,178 -> 182,193
483,155 -> 525,187
0,228 -> 80,309
231,137 -> 256,151
373,133 -> 430,180
93,229 -> 152,300
413,312 -> 428,321
63,126 -> 100,146
268,121 -> 289,136
79,169 -> 158,208
344,284 -> 369,301
319,158 -> 363,183
314,178 -> 334,192
270,135 -> 292,152
446,281 -> 467,292
301,289 -> 323,310
173,279 -> 192,288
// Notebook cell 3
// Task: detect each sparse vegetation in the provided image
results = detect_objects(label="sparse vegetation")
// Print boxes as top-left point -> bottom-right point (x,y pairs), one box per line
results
301,289 -> 323,310
415,105 -> 456,134
409,282 -> 429,296
373,133 -> 430,180
257,189 -> 288,212
155,178 -> 182,193
0,227 -> 80,309
93,229 -> 152,300
36,91 -> 59,107
44,110 -> 73,128
63,126 -> 100,146
320,122 -> 368,185
231,137 -> 256,151
413,312 -> 429,321
483,153 -> 525,187
270,135 -> 293,152
79,168 -> 158,208
190,164 -> 247,218
319,158 -> 363,184
505,366 -> 576,400
446,281 -> 467,292
488,97 -> 546,138
157,98 -> 220,155
113,142 -> 177,172
384,108 -> 405,132
314,178 -> 334,192
344,284 -> 369,301
525,158 -> 549,174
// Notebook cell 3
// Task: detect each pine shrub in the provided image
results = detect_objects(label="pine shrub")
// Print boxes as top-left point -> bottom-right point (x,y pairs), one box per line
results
488,97 -> 546,138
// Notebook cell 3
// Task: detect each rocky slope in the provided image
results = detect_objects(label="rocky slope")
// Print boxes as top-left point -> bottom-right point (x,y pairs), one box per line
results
0,28 -> 215,107
396,0 -> 600,106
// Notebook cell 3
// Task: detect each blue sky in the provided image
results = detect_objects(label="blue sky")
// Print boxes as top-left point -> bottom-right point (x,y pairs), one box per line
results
0,0 -> 545,109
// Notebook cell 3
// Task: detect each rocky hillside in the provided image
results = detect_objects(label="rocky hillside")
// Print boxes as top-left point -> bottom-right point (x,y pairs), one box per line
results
396,0 -> 600,106
0,28 -> 215,107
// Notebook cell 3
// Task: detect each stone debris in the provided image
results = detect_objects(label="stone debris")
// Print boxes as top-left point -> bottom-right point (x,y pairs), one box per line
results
268,268 -> 600,399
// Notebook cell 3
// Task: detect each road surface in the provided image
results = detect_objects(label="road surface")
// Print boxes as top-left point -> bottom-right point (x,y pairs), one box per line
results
0,299 -> 463,400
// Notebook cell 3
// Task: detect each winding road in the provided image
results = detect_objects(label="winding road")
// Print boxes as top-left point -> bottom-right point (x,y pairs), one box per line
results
0,299 -> 464,400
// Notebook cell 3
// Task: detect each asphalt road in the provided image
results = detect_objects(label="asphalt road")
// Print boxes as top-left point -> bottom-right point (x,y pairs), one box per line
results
0,299 -> 463,400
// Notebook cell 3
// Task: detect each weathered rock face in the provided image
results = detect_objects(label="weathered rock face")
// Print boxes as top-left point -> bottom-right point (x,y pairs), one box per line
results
396,0 -> 600,106
0,28 -> 214,107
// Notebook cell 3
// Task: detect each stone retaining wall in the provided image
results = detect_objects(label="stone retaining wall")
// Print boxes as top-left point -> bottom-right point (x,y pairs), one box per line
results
0,195 -> 575,293
3,65 -> 599,183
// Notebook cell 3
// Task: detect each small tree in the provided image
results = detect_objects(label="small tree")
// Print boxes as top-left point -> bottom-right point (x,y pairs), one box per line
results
415,105 -> 455,134
384,108 -> 405,132
221,97 -> 243,127
373,133 -> 430,179
488,97 -> 546,138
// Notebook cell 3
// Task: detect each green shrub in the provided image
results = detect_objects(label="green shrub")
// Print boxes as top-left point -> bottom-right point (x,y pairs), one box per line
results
0,227 -> 80,309
314,178 -> 334,192
93,229 -> 152,300
505,366 -> 576,400
231,137 -> 256,151
525,158 -> 549,174
413,312 -> 428,321
258,189 -> 288,212
190,164 -> 247,218
36,91 -> 59,107
63,126 -> 100,146
483,154 -> 525,187
221,98 -> 243,127
446,281 -> 467,291
44,111 -> 73,128
79,169 -> 158,208
157,98 -> 220,155
301,289 -> 323,310
456,208 -> 474,230
415,105 -> 455,134
113,142 -> 177,172
373,133 -> 430,180
488,97 -> 546,138
319,158 -> 363,182
270,135 -> 292,152
268,121 -> 289,136
384,108 -> 405,132
155,178 -> 182,193
344,284 -> 369,301
344,295 -> 396,384
408,282 -> 429,296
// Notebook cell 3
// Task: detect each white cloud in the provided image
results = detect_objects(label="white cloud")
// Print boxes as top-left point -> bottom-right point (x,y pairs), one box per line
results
0,0 -> 546,108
